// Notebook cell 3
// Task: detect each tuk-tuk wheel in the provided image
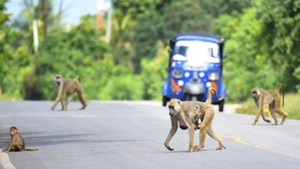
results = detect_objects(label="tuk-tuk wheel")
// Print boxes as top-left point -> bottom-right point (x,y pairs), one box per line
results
219,99 -> 225,112
162,96 -> 168,107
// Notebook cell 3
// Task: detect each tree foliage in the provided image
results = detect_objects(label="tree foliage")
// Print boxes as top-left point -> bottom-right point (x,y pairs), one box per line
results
0,0 -> 11,25
256,0 -> 300,91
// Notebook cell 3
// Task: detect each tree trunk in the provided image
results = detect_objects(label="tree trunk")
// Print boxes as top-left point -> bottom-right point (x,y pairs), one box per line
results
42,0 -> 48,39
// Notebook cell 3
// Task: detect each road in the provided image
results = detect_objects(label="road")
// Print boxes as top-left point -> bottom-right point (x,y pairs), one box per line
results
0,101 -> 300,169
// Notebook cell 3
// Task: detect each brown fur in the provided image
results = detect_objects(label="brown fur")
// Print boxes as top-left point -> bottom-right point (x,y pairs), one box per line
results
251,83 -> 287,125
51,74 -> 87,110
2,126 -> 38,152
164,87 -> 226,152
180,87 -> 227,130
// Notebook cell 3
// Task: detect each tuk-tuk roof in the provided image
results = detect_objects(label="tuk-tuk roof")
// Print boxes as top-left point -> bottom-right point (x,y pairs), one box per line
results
171,32 -> 223,43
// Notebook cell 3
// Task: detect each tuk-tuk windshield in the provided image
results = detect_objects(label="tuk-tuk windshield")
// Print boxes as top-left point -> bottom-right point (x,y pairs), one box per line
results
174,41 -> 219,63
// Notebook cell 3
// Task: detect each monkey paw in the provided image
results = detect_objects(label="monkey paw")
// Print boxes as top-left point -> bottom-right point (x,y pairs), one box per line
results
79,105 -> 87,110
166,146 -> 174,151
193,145 -> 204,151
281,117 -> 287,125
164,143 -> 174,151
216,145 -> 226,150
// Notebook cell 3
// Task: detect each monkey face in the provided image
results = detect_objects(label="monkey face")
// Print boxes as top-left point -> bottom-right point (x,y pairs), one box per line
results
193,105 -> 202,114
9,126 -> 18,136
168,99 -> 182,116
251,92 -> 258,99
251,88 -> 260,99
54,76 -> 62,85
168,106 -> 176,116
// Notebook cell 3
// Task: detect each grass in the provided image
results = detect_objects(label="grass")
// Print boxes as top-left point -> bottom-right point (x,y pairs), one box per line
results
0,95 -> 20,101
236,93 -> 300,120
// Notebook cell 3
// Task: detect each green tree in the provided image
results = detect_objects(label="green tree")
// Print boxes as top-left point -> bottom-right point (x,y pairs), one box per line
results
128,0 -> 252,73
32,15 -> 109,99
113,0 -> 171,20
214,7 -> 281,102
257,0 -> 300,91
139,45 -> 168,100
130,0 -> 210,73
0,0 -> 33,100
32,14 -> 137,100
0,0 -> 11,25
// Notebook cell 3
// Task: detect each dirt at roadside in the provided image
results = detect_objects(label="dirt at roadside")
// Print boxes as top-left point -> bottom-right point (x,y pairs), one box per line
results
223,104 -> 242,114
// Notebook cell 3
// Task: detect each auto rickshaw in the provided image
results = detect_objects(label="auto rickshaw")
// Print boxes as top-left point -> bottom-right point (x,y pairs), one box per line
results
162,32 -> 227,112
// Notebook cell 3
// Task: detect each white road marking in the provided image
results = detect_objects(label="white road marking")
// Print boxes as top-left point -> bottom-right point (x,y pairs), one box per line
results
0,149 -> 16,169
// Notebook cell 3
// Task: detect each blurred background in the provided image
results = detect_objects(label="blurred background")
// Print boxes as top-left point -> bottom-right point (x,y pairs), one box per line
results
0,0 -> 299,118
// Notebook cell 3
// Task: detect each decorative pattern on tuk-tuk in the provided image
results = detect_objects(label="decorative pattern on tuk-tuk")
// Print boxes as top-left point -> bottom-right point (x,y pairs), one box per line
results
171,79 -> 181,93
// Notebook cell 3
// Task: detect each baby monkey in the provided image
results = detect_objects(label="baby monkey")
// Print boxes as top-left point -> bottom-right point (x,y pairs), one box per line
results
2,126 -> 38,152
192,105 -> 202,130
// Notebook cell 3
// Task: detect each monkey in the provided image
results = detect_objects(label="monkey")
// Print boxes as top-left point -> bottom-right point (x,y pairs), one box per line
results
2,126 -> 38,152
51,74 -> 87,110
192,105 -> 202,130
251,83 -> 287,125
180,87 -> 227,130
164,87 -> 226,152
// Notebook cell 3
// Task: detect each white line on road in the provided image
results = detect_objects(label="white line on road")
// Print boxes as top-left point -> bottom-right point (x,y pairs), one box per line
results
0,149 -> 16,169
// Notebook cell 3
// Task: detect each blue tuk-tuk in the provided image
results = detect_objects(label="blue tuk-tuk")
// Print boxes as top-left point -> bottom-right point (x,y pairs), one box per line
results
162,32 -> 227,112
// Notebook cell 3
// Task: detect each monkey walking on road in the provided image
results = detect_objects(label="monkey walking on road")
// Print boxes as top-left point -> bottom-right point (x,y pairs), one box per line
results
251,83 -> 287,125
164,87 -> 226,152
51,74 -> 87,111
2,126 -> 38,152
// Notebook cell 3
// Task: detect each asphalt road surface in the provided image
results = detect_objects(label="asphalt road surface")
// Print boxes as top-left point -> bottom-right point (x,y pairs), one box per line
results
0,101 -> 300,169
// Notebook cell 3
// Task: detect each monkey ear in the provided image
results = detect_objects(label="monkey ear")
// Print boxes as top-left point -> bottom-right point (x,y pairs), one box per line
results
178,100 -> 182,105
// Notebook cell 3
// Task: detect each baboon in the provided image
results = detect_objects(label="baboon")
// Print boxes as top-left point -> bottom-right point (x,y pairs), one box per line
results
251,83 -> 287,125
164,87 -> 226,152
192,105 -> 202,130
2,126 -> 38,152
180,87 -> 227,130
51,74 -> 87,110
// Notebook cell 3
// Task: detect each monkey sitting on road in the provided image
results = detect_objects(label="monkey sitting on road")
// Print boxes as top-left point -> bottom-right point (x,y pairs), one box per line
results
2,126 -> 38,152
251,83 -> 287,125
164,87 -> 226,152
51,74 -> 87,111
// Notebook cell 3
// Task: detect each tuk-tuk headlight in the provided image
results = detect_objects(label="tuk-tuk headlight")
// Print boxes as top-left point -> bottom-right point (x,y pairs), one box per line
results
172,70 -> 183,78
208,72 -> 219,81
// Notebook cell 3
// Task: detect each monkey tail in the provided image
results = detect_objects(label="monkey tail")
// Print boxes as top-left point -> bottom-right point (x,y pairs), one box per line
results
205,87 -> 227,104
24,148 -> 38,151
275,83 -> 284,107
205,87 -> 214,104
218,91 -> 228,101
74,76 -> 81,83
